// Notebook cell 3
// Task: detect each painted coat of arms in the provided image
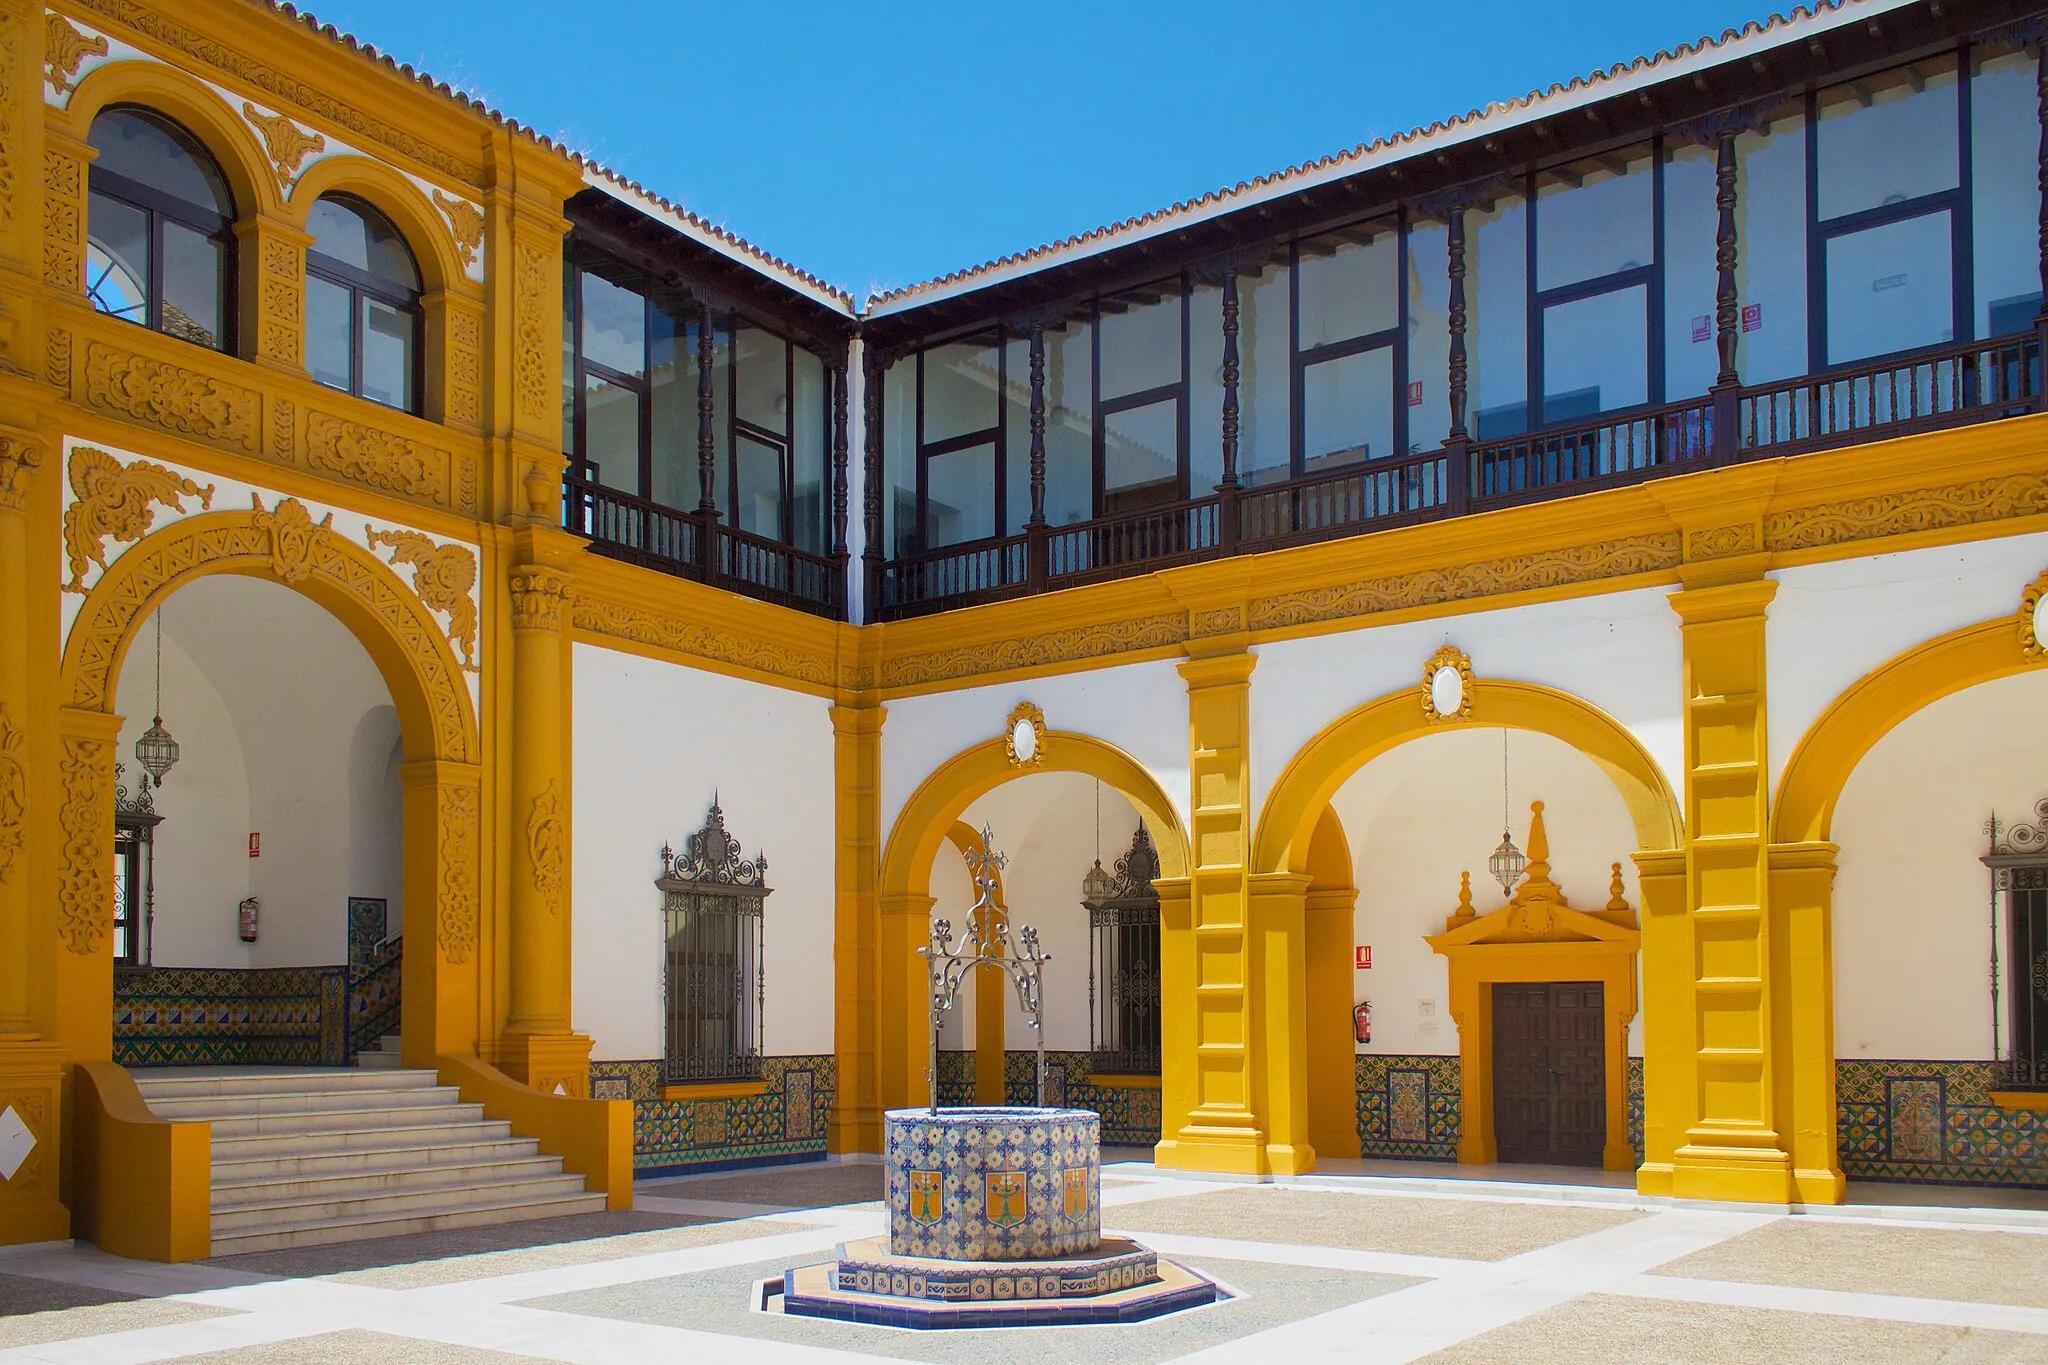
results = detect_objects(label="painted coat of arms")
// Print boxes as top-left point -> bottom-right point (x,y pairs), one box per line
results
984,1170 -> 1027,1228
1062,1167 -> 1091,1220
908,1170 -> 944,1225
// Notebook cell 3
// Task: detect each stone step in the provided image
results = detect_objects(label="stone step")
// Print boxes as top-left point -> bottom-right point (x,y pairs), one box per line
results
212,1154 -> 568,1207
200,1100 -> 489,1140
143,1084 -> 462,1122
207,1188 -> 609,1257
211,1134 -> 541,1181
354,1048 -> 405,1070
211,1171 -> 592,1233
133,1068 -> 439,1100
208,1117 -> 517,1160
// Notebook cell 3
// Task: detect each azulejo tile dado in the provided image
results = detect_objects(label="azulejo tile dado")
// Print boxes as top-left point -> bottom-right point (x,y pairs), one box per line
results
1837,1059 -> 2044,1188
115,964 -> 346,1067
588,1054 -> 834,1173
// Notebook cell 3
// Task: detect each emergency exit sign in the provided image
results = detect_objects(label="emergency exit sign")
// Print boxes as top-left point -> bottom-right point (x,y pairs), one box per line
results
1355,945 -> 1372,970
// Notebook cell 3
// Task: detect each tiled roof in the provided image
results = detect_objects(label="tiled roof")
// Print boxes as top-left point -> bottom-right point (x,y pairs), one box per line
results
257,1 -> 857,312
860,0 -> 1917,317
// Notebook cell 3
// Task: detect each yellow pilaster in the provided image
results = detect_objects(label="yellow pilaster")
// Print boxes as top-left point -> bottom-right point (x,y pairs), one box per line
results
235,212 -> 312,375
1633,847 -> 1689,1195
830,701 -> 884,1151
1303,877 -> 1361,1159
1769,840 -> 1845,1202
398,758 -> 482,1068
1154,873 -> 1195,1149
880,891 -> 935,1112
1663,576 -> 1793,1202
1159,649 -> 1305,1174
0,0 -> 46,377
498,540 -> 590,1095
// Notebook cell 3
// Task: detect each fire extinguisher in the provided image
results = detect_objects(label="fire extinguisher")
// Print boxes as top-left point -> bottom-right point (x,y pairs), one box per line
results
1353,1000 -> 1372,1044
238,896 -> 259,943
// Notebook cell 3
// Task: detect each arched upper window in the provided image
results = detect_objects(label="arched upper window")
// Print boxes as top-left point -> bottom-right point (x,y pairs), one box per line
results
86,107 -> 235,352
305,194 -> 422,414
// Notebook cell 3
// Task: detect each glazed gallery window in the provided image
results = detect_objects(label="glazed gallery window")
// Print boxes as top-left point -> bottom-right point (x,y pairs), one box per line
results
86,107 -> 235,352
655,804 -> 768,1085
562,247 -> 830,552
305,195 -> 422,413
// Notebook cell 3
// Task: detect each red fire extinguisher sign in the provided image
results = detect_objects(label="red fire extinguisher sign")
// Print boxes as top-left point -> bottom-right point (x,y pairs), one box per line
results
1355,945 -> 1371,969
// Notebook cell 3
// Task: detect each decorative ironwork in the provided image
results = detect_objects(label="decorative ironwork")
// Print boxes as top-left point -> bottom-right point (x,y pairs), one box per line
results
656,800 -> 770,1084
1085,824 -> 1162,1077
112,763 -> 160,969
1986,798 -> 2048,1089
919,825 -> 1051,1113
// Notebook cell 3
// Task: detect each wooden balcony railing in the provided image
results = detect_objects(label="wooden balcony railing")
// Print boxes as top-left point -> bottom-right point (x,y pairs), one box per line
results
1737,334 -> 2040,458
1469,395 -> 1715,511
562,475 -> 845,619
1237,447 -> 1453,551
879,533 -> 1030,617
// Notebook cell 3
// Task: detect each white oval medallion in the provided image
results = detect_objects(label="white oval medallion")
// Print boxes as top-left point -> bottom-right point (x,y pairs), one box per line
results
1430,664 -> 1465,718
2035,592 -> 2048,652
1010,716 -> 1038,763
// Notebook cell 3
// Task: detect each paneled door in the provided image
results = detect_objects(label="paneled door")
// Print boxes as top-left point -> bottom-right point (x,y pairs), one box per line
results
1491,980 -> 1606,1167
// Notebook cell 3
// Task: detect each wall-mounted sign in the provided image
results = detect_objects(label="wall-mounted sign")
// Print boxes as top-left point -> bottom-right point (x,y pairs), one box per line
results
248,832 -> 260,859
1355,945 -> 1372,970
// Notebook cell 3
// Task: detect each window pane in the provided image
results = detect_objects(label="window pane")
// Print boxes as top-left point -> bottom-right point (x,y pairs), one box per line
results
1102,398 -> 1179,511
1825,211 -> 1954,364
305,275 -> 351,392
922,338 -> 999,443
733,434 -> 784,539
1303,347 -> 1394,472
1405,218 -> 1451,450
1001,335 -> 1032,535
1298,224 -> 1398,349
86,191 -> 149,321
1537,146 -> 1654,290
792,350 -> 829,553
361,297 -> 414,410
308,196 -> 417,288
582,372 -> 640,492
1472,196 -> 1529,439
1735,103 -> 1809,384
159,220 -> 224,349
1044,318 -> 1092,526
1238,257 -> 1291,485
1188,282 -> 1224,490
581,269 -> 645,378
1543,285 -> 1648,420
735,326 -> 789,434
1662,142 -> 1719,401
882,359 -> 917,555
925,441 -> 995,547
1816,57 -> 1958,221
1973,46 -> 2044,337
648,308 -> 693,510
1097,287 -> 1182,399
89,109 -> 231,215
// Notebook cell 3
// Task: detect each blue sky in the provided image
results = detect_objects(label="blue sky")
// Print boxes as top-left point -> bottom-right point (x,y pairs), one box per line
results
303,0 -> 1785,302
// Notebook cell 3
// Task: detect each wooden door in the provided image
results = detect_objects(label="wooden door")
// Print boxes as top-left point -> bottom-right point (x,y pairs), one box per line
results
1491,980 -> 1606,1167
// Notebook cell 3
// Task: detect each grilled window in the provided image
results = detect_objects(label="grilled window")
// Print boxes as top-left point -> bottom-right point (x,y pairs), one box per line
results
656,802 -> 769,1084
113,764 -> 161,969
1086,824 -> 1162,1076
1988,799 -> 2048,1091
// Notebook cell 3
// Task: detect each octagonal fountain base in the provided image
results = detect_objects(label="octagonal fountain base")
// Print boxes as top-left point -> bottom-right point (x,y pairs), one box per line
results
778,1107 -> 1220,1329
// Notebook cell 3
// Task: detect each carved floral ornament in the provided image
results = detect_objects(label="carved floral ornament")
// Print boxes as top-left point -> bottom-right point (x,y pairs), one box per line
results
430,189 -> 484,270
528,780 -> 566,916
0,429 -> 46,513
43,13 -> 108,98
2022,568 -> 2048,662
1005,701 -> 1046,768
62,445 -> 215,593
366,525 -> 478,670
1421,644 -> 1474,724
242,102 -> 325,195
249,493 -> 332,584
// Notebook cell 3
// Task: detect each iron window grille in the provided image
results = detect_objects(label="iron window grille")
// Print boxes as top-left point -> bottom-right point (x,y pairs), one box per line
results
655,801 -> 769,1084
1085,824 -> 1163,1076
112,763 -> 161,970
1986,798 -> 2048,1090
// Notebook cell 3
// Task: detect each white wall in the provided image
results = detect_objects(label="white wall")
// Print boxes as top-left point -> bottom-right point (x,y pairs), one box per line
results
571,644 -> 838,1061
1832,668 -> 2048,1061
1330,727 -> 1645,1058
879,660 -> 1188,857
1768,530 -> 2048,792
1251,585 -> 1684,831
114,574 -> 400,969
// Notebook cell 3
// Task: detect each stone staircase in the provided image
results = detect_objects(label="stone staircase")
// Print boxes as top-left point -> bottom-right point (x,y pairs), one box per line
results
354,1034 -> 403,1070
133,1068 -> 607,1255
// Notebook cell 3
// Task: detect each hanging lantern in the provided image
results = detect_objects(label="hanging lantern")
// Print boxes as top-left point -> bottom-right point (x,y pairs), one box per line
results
135,607 -> 178,788
1081,859 -> 1115,906
1488,828 -> 1527,898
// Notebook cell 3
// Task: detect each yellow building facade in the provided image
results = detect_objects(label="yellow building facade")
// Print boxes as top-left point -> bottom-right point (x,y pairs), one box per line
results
1,0 -> 2046,1260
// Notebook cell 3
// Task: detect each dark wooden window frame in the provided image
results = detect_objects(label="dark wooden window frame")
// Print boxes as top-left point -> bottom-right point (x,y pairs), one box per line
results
305,194 -> 425,416
86,106 -> 237,354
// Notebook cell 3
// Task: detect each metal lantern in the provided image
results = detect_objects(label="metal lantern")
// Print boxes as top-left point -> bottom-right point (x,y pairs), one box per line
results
1488,828 -> 1527,898
135,608 -> 178,788
1080,858 -> 1115,906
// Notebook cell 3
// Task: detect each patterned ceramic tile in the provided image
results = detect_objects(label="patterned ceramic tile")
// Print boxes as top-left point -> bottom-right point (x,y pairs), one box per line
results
1837,1060 -> 2044,1188
883,1108 -> 1100,1260
115,965 -> 347,1067
591,1054 -> 835,1172
1357,1054 -> 1460,1160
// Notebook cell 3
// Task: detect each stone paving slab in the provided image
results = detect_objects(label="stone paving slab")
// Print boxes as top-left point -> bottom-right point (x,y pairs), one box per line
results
1652,1220 -> 2048,1309
332,1218 -> 830,1289
1419,1291 -> 2044,1364
0,1295 -> 241,1349
515,1250 -> 1419,1365
638,1161 -> 884,1209
205,1209 -> 713,1279
171,1327 -> 553,1363
1106,1187 -> 1644,1261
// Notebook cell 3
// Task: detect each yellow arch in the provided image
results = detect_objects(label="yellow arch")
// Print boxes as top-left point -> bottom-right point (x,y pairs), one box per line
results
1255,678 -> 1683,876
288,155 -> 473,299
1773,619 -> 2042,846
62,503 -> 478,765
882,731 -> 1189,901
59,60 -> 282,220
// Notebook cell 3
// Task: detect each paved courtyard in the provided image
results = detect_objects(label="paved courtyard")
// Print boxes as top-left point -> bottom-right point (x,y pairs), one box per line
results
4,1159 -> 2047,1363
